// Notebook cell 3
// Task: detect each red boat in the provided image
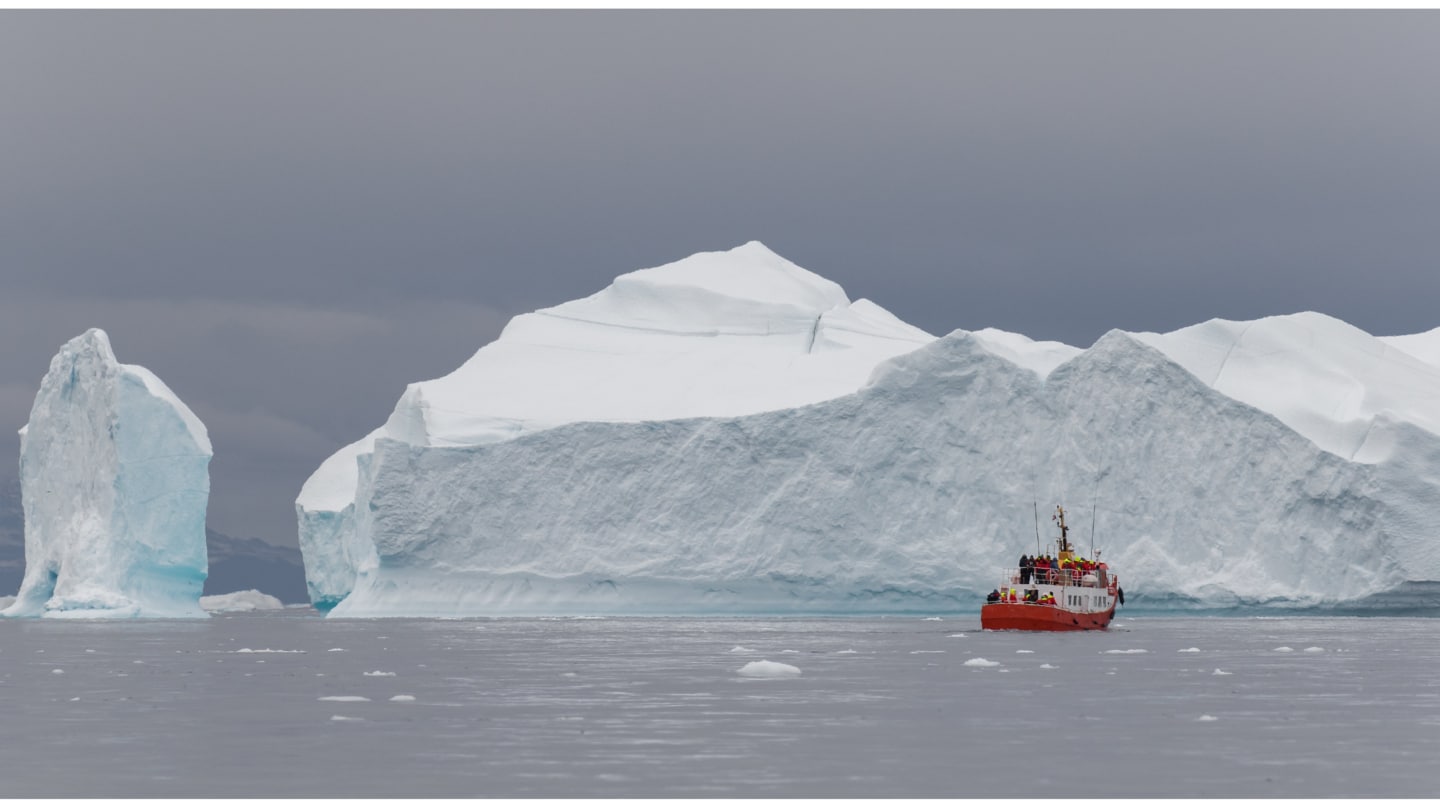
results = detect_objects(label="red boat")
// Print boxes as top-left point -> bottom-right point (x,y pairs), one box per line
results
980,505 -> 1123,632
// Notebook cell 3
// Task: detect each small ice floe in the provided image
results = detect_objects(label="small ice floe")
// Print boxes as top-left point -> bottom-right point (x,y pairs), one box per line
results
389,695 -> 416,702
1196,715 -> 1219,722
1039,663 -> 1057,669
327,648 -> 347,653
1178,648 -> 1201,653
69,697 -> 80,701
910,650 -> 944,654
1304,647 -> 1325,653
963,657 -> 1000,667
836,649 -> 858,654
330,715 -> 363,722
947,633 -> 967,638
729,646 -> 758,654
1104,649 -> 1148,654
922,617 -> 943,621
561,672 -> 578,678
51,669 -> 63,675
363,671 -> 396,677
85,649 -> 96,654
1016,650 -> 1034,654
233,648 -> 304,654
1212,669 -> 1232,676
780,649 -> 799,654
1273,646 -> 1294,652
199,590 -> 284,613
318,696 -> 371,702
737,660 -> 802,678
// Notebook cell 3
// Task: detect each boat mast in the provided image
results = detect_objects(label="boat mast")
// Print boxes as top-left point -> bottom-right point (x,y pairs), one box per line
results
1055,504 -> 1075,561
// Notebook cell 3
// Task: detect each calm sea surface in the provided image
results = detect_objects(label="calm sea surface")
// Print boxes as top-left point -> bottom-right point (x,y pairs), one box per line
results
0,612 -> 1435,797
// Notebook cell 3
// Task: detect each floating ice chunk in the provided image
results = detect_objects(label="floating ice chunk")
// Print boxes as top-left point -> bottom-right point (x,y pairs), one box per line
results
737,660 -> 801,678
1178,647 -> 1201,653
200,590 -> 284,613
1039,663 -> 1057,669
1196,715 -> 1219,722
363,671 -> 396,677
390,694 -> 416,702
84,649 -> 96,654
1304,646 -> 1325,653
51,669 -> 63,674
69,697 -> 80,701
963,658 -> 1000,667
1212,669 -> 1232,676
729,646 -> 757,654
1274,646 -> 1294,652
780,649 -> 799,654
330,715 -> 363,722
910,650 -> 944,654
233,648 -> 304,654
1016,650 -> 1034,654
1104,649 -> 1148,654
836,649 -> 858,654
318,696 -> 370,702
922,617 -> 942,621
327,648 -> 347,653
947,634 -> 967,638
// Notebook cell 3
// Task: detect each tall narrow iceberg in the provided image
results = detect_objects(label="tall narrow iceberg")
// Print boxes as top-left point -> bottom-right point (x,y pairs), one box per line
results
2,329 -> 211,619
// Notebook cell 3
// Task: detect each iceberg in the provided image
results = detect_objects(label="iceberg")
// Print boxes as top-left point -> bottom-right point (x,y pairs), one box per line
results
199,589 -> 284,613
297,243 -> 1440,617
2,329 -> 211,619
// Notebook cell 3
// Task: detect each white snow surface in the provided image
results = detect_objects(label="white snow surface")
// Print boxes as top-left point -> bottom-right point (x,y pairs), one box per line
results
1382,325 -> 1440,371
3,329 -> 211,619
199,590 -> 284,613
296,243 -> 1440,617
736,660 -> 801,678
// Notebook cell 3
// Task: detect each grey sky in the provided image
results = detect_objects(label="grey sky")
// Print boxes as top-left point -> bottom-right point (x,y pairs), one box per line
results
3,11 -> 1438,545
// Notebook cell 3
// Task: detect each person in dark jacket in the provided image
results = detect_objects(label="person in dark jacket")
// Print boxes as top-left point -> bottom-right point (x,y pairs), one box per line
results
986,589 -> 1002,604
1019,554 -> 1032,584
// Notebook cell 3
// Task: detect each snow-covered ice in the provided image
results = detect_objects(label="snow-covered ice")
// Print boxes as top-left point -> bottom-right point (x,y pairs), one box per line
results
295,243 -> 1440,617
3,329 -> 211,619
963,658 -> 1000,667
200,590 -> 284,613
1104,649 -> 1148,654
1178,647 -> 1201,653
736,660 -> 801,678
362,671 -> 396,677
318,696 -> 370,702
389,694 -> 416,702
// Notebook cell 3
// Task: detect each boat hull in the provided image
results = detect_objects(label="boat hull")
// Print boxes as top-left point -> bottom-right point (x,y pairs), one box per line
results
981,601 -> 1115,631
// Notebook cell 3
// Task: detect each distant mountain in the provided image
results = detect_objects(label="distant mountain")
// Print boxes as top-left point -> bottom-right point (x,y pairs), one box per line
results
0,480 -> 306,604
0,479 -> 22,596
204,529 -> 308,605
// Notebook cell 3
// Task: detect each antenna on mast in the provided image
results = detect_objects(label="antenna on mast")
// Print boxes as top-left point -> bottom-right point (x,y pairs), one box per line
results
1033,501 -> 1041,556
1090,501 -> 1098,559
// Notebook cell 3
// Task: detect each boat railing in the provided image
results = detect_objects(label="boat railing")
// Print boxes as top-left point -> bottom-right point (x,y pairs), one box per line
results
1002,567 -> 1109,589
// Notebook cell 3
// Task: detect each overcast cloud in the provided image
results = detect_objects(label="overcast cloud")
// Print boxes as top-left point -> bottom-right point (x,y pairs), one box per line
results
2,11 -> 1438,545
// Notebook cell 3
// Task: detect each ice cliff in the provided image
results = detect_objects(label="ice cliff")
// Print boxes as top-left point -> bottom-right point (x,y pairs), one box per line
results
297,243 -> 1440,616
2,329 -> 211,619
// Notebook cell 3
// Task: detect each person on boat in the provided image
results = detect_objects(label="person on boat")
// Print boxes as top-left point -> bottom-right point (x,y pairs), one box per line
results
986,589 -> 1001,603
1018,554 -> 1031,584
1024,589 -> 1039,604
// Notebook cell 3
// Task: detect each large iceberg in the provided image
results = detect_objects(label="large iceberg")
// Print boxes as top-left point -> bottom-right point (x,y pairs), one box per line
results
298,243 -> 1440,616
2,329 -> 211,619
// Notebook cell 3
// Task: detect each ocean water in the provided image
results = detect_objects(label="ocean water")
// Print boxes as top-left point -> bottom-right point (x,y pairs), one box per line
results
0,612 -> 1435,797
